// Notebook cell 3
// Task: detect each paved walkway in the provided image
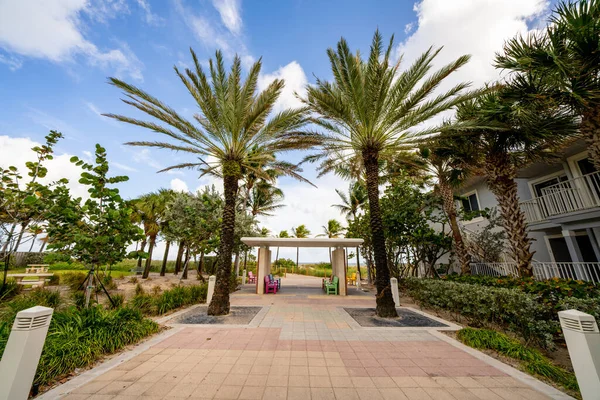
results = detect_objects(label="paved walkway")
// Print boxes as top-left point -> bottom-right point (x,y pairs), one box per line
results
55,275 -> 564,400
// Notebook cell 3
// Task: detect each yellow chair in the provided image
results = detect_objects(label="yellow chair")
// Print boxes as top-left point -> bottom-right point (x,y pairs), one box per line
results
347,272 -> 356,286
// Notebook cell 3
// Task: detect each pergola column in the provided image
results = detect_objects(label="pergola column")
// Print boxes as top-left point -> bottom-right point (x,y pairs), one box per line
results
256,246 -> 271,294
332,247 -> 347,296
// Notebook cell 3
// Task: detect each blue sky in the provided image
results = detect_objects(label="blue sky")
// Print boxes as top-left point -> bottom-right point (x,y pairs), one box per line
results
0,0 -> 554,260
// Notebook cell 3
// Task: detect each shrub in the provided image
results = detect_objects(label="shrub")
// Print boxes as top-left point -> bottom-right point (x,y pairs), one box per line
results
128,276 -> 138,284
131,284 -> 208,316
47,274 -> 60,286
106,294 -> 124,309
61,272 -> 87,290
134,283 -> 145,296
558,297 -> 600,321
457,328 -> 578,392
405,278 -> 557,347
48,261 -> 86,270
0,306 -> 159,388
43,252 -> 72,264
0,278 -> 21,301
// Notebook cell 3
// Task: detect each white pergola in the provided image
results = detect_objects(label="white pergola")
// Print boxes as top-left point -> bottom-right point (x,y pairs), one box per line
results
241,237 -> 364,295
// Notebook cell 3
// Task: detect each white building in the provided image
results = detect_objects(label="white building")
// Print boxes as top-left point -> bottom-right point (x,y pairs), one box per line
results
455,140 -> 600,282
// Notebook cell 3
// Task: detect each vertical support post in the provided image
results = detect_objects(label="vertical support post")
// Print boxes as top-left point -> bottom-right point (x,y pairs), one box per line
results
390,277 -> 400,307
332,247 -> 346,295
242,269 -> 246,285
206,275 -> 216,305
587,228 -> 600,262
0,306 -> 53,400
558,310 -> 600,400
562,230 -> 588,280
257,246 -> 270,294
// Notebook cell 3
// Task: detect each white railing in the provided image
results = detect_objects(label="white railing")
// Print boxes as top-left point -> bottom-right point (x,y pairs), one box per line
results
470,262 -> 519,277
521,171 -> 600,223
471,262 -> 600,284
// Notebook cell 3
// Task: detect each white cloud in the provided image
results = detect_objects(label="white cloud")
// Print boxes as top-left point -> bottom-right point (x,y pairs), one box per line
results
0,0 -> 143,80
130,148 -> 184,175
212,0 -> 242,35
258,174 -> 349,262
258,61 -> 308,113
112,162 -> 137,172
170,178 -> 189,193
135,0 -> 163,26
398,0 -> 549,89
175,0 -> 251,63
85,102 -> 102,117
0,53 -> 22,70
0,135 -> 88,199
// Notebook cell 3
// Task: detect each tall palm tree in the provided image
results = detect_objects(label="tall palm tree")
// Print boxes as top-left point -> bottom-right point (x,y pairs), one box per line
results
157,189 -> 176,276
274,230 -> 289,265
421,144 -> 472,274
318,219 -> 345,264
333,182 -> 367,281
248,181 -> 285,217
105,49 -> 315,315
495,0 -> 600,168
449,85 -> 578,276
302,30 -> 475,317
135,192 -> 166,279
291,224 -> 311,271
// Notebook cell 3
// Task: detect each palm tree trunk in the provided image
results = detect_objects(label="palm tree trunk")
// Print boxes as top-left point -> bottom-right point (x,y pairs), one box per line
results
439,178 -> 471,274
38,240 -> 47,253
363,151 -> 397,317
485,157 -> 534,277
175,241 -> 185,274
583,107 -> 600,170
356,246 -> 362,282
136,239 -> 147,272
207,172 -> 238,316
142,236 -> 156,278
182,246 -> 190,279
160,240 -> 170,276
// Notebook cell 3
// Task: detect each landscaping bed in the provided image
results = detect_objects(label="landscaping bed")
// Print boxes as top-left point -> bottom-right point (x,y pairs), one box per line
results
344,307 -> 448,328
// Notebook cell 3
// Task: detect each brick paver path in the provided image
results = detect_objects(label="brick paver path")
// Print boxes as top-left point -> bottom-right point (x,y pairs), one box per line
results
61,275 -> 553,400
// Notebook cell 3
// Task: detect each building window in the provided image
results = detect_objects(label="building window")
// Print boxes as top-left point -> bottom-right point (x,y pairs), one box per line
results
461,192 -> 480,212
532,174 -> 569,198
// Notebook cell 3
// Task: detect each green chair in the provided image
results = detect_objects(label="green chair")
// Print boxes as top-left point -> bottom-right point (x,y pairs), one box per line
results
325,276 -> 339,295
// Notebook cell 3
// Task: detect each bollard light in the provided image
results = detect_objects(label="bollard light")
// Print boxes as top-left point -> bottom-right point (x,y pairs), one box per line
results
558,309 -> 600,400
390,277 -> 400,307
242,269 -> 247,285
0,306 -> 53,400
207,275 -> 216,305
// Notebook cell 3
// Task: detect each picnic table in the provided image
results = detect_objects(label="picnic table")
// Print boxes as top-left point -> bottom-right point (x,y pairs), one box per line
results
26,264 -> 50,273
7,273 -> 54,288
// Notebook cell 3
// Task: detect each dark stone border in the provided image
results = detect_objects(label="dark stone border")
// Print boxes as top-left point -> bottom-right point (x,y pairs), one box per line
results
175,306 -> 263,325
344,307 -> 448,328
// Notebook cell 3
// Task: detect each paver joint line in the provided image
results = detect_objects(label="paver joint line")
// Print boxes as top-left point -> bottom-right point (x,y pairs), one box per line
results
43,275 -> 564,399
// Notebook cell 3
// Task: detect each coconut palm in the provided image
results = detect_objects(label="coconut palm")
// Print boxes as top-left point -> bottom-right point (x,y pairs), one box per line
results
134,192 -> 166,279
157,189 -> 176,276
318,219 -> 345,264
248,181 -> 285,217
495,0 -> 600,167
333,182 -> 367,281
448,84 -> 578,276
302,30 -> 476,317
420,143 -> 472,274
291,224 -> 311,271
274,230 -> 289,264
105,49 -> 315,315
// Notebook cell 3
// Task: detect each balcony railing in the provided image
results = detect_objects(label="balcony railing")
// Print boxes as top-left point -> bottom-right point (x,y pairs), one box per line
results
470,262 -> 600,284
521,171 -> 600,223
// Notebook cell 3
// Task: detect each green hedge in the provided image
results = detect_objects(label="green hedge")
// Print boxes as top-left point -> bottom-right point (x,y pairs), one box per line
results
131,283 -> 208,315
559,297 -> 600,321
405,278 -> 558,347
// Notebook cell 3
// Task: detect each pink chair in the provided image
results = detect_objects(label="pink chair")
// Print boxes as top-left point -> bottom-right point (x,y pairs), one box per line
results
248,271 -> 256,283
264,276 -> 277,294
